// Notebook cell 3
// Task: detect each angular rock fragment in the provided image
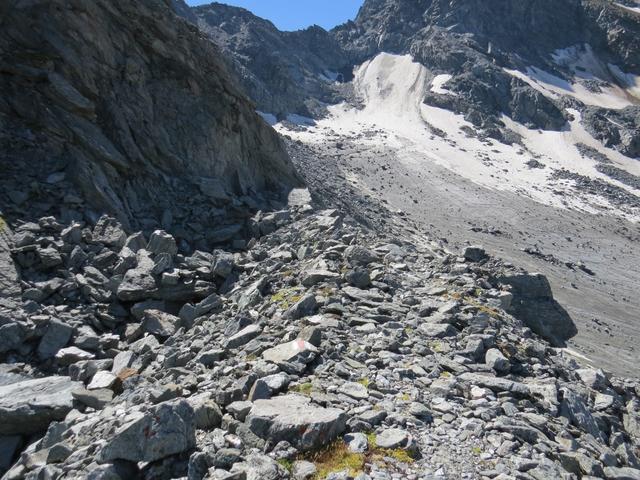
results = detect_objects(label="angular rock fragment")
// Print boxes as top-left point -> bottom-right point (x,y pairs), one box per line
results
99,399 -> 195,463
376,428 -> 410,449
147,230 -> 178,256
142,309 -> 182,338
38,320 -> 73,359
117,250 -> 157,301
0,376 -> 82,435
261,340 -> 318,366
246,394 -> 346,451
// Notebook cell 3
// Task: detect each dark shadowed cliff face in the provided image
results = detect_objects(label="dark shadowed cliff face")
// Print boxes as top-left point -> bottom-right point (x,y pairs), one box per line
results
0,0 -> 302,229
191,2 -> 349,118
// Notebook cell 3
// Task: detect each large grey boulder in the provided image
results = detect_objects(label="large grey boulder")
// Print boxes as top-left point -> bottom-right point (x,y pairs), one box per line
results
603,466 -> 640,480
0,322 -> 25,354
147,230 -> 178,256
99,399 -> 195,463
142,309 -> 182,338
37,320 -> 73,359
561,388 -> 607,443
117,251 -> 157,301
186,393 -> 223,430
0,376 -> 82,435
375,428 -> 411,449
485,348 -> 511,374
246,394 -> 346,451
283,294 -> 318,320
623,400 -> 640,442
344,245 -> 380,266
225,324 -> 261,349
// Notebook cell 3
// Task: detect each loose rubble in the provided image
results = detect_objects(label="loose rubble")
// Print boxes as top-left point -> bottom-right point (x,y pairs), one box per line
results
0,205 -> 639,480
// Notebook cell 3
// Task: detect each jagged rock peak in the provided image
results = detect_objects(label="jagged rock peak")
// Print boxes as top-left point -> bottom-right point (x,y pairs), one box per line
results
189,1 -> 351,118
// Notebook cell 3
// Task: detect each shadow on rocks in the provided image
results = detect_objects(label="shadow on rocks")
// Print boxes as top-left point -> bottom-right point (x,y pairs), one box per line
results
498,272 -> 578,347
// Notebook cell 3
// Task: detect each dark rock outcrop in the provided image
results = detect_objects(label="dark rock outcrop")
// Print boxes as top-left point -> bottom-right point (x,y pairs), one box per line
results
334,0 -> 640,133
191,2 -> 350,118
0,0 -> 302,230
583,105 -> 640,158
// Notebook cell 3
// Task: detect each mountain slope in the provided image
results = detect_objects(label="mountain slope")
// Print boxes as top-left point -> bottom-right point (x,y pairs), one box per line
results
0,0 -> 302,232
191,2 -> 350,118
184,0 -> 640,377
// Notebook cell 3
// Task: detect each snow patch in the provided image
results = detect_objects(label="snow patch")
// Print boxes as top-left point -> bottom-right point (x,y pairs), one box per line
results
505,44 -> 639,108
275,53 -> 640,221
504,66 -> 633,109
430,74 -> 456,95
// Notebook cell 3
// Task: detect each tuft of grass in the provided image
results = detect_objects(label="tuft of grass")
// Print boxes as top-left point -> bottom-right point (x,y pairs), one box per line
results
290,382 -> 313,396
278,459 -> 294,473
270,288 -> 303,309
302,434 -> 415,479
471,446 -> 482,455
398,393 -> 411,402
310,441 -> 365,479
358,378 -> 370,388
372,448 -> 415,464
366,432 -> 416,467
319,286 -> 334,298
0,216 -> 6,233
366,432 -> 377,448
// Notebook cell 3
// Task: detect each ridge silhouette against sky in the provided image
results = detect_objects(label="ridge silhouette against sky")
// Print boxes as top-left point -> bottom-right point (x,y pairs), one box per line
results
186,0 -> 364,31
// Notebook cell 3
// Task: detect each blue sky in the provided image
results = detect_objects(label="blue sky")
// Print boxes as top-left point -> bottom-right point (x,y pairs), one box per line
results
186,0 -> 364,31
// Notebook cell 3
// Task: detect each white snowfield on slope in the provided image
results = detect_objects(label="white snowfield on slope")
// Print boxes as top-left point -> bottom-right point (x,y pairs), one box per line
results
504,44 -> 640,109
272,52 -> 640,221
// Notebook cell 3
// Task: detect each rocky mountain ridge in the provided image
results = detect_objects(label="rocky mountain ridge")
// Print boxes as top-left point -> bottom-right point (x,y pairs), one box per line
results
188,2 -> 349,119
1,202 -> 639,479
0,0 -> 639,479
184,0 -> 640,154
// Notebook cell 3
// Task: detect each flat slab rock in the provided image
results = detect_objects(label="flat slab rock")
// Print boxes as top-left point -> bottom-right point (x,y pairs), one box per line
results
246,394 -> 346,451
0,376 -> 82,435
261,340 -> 318,365
99,399 -> 195,463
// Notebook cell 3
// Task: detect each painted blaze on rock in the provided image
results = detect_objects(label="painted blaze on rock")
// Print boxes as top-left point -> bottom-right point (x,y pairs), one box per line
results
246,394 -> 346,451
